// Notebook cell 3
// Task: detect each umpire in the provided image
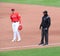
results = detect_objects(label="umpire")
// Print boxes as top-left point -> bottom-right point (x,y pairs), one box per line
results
39,10 -> 51,45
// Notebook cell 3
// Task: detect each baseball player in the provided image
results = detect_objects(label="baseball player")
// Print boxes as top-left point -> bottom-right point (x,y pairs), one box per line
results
39,10 -> 51,45
10,9 -> 22,42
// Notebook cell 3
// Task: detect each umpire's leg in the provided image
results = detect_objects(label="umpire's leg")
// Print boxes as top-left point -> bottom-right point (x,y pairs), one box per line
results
41,29 -> 45,44
45,29 -> 48,44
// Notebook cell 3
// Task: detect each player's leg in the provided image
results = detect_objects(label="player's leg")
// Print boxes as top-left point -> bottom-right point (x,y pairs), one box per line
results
41,29 -> 45,44
39,28 -> 45,45
45,30 -> 48,45
12,32 -> 16,41
12,23 -> 17,42
16,22 -> 21,41
17,31 -> 21,41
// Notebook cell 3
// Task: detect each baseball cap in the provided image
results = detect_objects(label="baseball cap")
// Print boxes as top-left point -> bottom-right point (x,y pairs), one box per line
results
43,10 -> 48,13
11,9 -> 15,11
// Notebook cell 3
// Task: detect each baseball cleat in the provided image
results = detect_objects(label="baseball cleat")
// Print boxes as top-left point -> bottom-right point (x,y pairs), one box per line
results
17,39 -> 21,42
12,40 -> 16,42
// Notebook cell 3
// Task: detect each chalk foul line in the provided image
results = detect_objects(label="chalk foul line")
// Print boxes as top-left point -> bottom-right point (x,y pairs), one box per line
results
0,43 -> 60,50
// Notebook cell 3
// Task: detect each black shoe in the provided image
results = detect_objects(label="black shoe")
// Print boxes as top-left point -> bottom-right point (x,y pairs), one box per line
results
38,43 -> 44,45
43,43 -> 48,46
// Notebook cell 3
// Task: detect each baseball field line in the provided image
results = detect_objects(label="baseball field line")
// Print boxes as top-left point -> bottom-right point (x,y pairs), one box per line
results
0,43 -> 60,50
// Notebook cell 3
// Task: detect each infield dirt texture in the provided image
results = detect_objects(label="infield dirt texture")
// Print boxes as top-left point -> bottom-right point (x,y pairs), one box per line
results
0,0 -> 60,51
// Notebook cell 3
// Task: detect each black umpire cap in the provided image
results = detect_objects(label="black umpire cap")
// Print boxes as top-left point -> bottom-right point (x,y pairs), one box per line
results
43,10 -> 48,13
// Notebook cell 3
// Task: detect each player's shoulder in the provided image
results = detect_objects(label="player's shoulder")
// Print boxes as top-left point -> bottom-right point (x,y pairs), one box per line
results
10,13 -> 13,16
15,12 -> 20,15
15,12 -> 18,14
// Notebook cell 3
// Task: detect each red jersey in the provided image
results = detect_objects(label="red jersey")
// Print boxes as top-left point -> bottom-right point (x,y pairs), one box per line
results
10,12 -> 21,23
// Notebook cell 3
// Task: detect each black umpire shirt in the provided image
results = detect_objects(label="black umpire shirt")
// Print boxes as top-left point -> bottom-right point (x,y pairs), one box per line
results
40,15 -> 51,29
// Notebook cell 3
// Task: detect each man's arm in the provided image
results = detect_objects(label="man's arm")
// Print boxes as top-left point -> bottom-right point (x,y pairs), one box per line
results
39,18 -> 43,29
17,13 -> 22,24
47,17 -> 51,28
10,15 -> 12,22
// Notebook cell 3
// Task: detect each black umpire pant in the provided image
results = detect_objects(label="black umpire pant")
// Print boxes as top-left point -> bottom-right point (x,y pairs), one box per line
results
41,28 -> 48,44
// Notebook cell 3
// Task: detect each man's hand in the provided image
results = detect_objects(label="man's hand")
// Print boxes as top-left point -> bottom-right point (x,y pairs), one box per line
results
39,26 -> 41,29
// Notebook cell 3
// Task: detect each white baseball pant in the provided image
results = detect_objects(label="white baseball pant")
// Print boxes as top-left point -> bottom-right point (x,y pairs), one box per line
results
12,22 -> 21,41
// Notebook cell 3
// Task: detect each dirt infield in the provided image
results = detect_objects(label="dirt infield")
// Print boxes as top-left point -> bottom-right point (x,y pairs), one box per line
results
0,2 -> 60,51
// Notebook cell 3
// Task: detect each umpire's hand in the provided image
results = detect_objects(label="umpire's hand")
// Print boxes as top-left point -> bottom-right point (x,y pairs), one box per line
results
39,26 -> 42,29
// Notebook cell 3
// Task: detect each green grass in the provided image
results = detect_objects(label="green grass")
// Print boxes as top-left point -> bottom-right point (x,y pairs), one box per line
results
0,47 -> 60,56
0,0 -> 60,7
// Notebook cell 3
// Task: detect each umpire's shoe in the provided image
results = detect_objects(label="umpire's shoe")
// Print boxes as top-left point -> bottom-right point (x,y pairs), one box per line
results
38,43 -> 44,45
43,43 -> 48,46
